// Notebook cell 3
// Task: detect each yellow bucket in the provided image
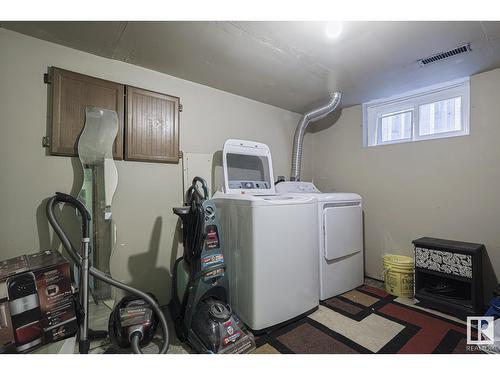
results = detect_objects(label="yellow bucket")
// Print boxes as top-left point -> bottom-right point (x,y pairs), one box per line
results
382,254 -> 414,298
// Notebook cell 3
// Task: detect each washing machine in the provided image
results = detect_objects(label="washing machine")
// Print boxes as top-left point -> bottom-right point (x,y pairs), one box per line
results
276,181 -> 364,300
212,139 -> 319,332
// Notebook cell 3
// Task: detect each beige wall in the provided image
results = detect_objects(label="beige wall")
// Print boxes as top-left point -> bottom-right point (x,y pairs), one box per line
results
0,28 -> 311,304
312,68 -> 500,291
5,25 -> 496,306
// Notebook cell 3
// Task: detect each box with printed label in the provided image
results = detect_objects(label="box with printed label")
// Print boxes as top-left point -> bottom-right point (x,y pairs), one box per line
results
0,250 -> 77,353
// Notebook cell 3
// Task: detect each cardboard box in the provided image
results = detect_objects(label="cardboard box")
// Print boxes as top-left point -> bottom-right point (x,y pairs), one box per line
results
0,250 -> 77,353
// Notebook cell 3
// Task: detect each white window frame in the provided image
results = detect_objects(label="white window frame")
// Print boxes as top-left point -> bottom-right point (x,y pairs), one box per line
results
363,77 -> 470,147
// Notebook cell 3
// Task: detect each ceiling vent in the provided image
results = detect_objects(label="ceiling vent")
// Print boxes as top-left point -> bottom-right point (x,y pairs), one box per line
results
418,43 -> 471,66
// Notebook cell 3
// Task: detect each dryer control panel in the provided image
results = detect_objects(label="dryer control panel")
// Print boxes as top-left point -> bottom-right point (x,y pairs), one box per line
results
275,181 -> 320,194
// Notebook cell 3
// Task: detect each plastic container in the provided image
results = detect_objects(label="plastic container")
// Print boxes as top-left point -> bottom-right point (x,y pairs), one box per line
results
485,297 -> 500,318
383,254 -> 414,298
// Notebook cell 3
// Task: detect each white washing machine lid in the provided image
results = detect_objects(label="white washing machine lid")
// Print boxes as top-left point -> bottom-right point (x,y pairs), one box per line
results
276,181 -> 361,202
213,191 -> 316,206
222,139 -> 276,196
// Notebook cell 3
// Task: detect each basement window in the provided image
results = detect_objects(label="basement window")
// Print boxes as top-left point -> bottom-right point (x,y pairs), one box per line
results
363,78 -> 470,147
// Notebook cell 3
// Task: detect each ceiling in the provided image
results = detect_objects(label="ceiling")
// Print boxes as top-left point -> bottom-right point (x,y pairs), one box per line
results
3,21 -> 500,113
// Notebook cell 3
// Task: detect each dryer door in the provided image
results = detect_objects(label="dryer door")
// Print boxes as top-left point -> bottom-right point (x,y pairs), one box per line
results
323,203 -> 363,261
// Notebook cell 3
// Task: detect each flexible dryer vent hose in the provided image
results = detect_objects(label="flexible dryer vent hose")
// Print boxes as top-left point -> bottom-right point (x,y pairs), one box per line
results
290,92 -> 342,181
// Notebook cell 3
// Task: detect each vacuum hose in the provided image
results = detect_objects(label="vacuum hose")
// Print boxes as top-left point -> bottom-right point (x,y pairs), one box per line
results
130,332 -> 142,354
46,193 -> 169,354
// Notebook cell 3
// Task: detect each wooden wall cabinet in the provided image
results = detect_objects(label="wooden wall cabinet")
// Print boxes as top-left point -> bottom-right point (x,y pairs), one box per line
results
125,86 -> 180,163
48,67 -> 125,159
46,67 -> 180,164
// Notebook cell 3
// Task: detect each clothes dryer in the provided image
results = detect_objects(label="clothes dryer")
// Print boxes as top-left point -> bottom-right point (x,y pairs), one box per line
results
276,181 -> 363,300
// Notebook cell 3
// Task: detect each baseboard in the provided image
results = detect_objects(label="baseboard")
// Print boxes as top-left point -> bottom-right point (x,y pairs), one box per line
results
365,274 -> 384,282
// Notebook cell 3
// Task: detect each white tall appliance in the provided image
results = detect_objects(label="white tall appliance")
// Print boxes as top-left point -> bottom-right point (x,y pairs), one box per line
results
276,181 -> 364,300
213,140 -> 319,332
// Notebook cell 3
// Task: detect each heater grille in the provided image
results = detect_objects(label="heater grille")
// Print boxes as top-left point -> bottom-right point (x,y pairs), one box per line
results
418,44 -> 471,66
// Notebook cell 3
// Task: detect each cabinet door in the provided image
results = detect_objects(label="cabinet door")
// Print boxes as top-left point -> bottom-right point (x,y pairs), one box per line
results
49,67 -> 124,159
125,86 -> 180,163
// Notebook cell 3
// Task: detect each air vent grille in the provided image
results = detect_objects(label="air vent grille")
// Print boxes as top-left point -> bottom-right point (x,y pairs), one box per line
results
418,44 -> 471,66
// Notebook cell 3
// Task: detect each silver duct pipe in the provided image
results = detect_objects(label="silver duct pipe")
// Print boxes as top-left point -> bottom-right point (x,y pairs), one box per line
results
290,92 -> 342,181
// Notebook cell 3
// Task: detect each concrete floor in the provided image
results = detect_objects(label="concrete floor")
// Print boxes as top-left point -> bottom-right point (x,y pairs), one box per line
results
85,301 -> 191,354
32,299 -> 190,354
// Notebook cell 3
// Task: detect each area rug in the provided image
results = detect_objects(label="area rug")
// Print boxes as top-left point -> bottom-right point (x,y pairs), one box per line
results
253,284 -> 482,354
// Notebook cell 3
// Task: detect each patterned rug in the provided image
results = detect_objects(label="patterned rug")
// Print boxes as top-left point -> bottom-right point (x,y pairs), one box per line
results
253,284 -> 482,354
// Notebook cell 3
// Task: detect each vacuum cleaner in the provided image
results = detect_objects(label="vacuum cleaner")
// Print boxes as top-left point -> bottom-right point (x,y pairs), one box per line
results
46,192 -> 169,354
107,293 -> 160,353
171,177 -> 255,354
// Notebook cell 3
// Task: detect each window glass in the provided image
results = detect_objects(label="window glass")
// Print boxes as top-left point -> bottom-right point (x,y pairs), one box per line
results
418,97 -> 461,136
379,111 -> 412,143
363,78 -> 469,147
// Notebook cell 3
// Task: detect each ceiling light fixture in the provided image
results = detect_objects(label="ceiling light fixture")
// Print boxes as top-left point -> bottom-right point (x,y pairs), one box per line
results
325,21 -> 343,39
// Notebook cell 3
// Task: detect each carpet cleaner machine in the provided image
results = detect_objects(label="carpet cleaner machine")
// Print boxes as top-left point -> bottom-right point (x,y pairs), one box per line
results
171,177 -> 255,353
46,192 -> 169,354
